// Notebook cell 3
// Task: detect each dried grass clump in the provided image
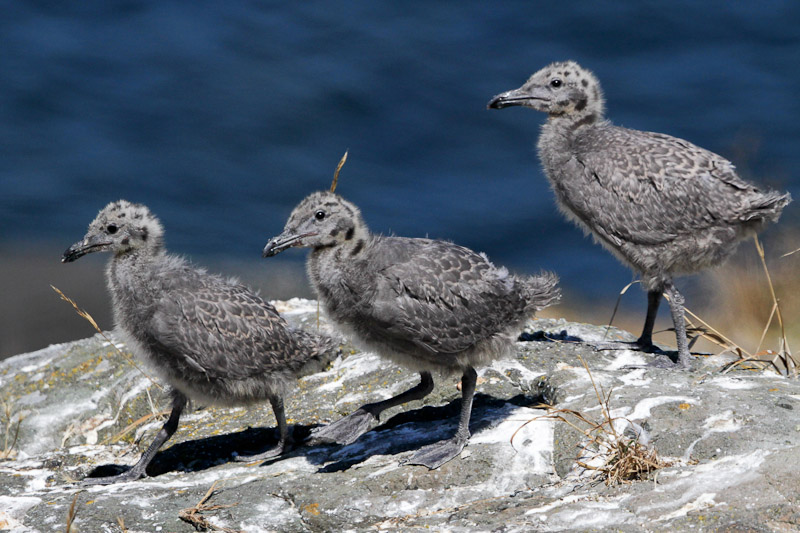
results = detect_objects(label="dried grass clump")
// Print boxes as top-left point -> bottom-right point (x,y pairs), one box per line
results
178,481 -> 242,533
548,356 -> 670,485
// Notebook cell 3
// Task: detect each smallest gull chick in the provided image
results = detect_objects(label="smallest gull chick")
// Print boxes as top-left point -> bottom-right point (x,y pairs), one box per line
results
264,190 -> 560,469
63,200 -> 338,485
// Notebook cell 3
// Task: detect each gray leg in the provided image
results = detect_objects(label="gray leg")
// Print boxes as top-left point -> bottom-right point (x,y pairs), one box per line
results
666,282 -> 691,367
81,392 -> 187,486
308,371 -> 435,446
405,366 -> 477,469
648,282 -> 692,369
235,395 -> 294,462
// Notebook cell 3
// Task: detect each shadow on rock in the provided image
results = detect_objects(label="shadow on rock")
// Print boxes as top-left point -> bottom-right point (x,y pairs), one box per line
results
83,393 -> 547,480
82,424 -> 320,481
519,329 -> 585,343
308,392 -> 546,473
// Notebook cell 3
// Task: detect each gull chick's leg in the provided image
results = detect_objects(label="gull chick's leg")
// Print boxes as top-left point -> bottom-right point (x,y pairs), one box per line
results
308,371 -> 435,446
593,290 -> 664,354
82,392 -> 187,486
648,281 -> 692,368
235,395 -> 293,462
637,289 -> 662,347
405,366 -> 477,469
667,282 -> 692,367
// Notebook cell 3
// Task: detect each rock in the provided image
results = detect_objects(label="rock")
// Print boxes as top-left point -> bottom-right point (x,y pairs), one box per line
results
1,299 -> 799,531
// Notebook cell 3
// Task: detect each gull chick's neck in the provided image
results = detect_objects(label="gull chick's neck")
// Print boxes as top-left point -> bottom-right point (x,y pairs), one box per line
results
546,109 -> 601,137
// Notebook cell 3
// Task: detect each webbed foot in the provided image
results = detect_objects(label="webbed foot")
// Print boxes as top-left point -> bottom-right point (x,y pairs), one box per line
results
234,439 -> 293,463
80,467 -> 145,486
307,408 -> 377,446
646,353 -> 692,370
404,435 -> 468,470
592,340 -> 665,354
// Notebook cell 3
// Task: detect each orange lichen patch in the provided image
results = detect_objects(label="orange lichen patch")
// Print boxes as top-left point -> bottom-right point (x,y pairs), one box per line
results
303,503 -> 321,516
678,403 -> 691,410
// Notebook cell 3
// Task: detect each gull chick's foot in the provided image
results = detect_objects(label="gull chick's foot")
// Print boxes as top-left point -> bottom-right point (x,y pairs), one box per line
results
307,408 -> 377,446
592,340 -> 666,355
646,353 -> 692,370
404,436 -> 467,470
80,467 -> 145,486
234,440 -> 293,463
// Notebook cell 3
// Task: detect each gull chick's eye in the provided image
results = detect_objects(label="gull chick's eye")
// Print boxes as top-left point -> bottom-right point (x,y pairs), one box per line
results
550,78 -> 562,88
315,210 -> 326,220
107,224 -> 118,234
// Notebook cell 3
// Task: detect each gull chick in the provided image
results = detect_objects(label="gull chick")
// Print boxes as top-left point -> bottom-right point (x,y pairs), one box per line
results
264,191 -> 559,469
63,200 -> 337,484
489,60 -> 790,368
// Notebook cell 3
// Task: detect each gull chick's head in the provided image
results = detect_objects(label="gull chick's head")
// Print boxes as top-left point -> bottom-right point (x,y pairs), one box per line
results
263,191 -> 367,257
62,200 -> 164,263
489,60 -> 604,119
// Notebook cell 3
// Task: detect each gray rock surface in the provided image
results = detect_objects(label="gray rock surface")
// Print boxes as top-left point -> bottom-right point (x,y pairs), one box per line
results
1,298 -> 799,532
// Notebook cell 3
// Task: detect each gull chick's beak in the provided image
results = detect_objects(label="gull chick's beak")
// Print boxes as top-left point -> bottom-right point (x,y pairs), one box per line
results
263,232 -> 317,258
62,234 -> 112,263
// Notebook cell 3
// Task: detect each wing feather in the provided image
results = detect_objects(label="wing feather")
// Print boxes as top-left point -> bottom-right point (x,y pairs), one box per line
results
358,238 -> 528,354
562,126 -> 768,247
148,272 -> 306,380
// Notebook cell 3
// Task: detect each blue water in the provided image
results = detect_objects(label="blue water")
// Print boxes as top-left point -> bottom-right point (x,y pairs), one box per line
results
1,1 -> 799,298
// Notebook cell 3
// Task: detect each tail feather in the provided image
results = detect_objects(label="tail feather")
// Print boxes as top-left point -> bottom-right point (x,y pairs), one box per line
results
742,191 -> 791,223
522,271 -> 561,314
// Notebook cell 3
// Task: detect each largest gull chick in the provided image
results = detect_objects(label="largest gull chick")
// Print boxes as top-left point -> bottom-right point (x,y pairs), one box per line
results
63,200 -> 337,485
263,190 -> 560,468
489,60 -> 791,368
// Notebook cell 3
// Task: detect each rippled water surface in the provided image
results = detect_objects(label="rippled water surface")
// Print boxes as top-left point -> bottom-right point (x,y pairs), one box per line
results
1,1 -> 798,356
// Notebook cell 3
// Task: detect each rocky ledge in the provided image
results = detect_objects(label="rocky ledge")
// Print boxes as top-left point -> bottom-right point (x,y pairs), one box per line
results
1,298 -> 799,532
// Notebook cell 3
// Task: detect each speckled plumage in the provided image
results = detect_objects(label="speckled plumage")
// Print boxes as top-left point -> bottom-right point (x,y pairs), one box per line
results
489,61 -> 791,368
63,200 -> 336,484
264,191 -> 559,468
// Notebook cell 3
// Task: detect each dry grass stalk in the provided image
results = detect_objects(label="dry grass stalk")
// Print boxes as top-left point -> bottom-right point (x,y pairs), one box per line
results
116,516 -> 128,533
52,285 -> 163,390
100,409 -> 170,446
54,285 -> 169,449
317,150 -> 350,331
602,280 -> 640,341
329,150 -> 348,193
64,493 -> 79,533
781,246 -> 800,258
0,399 -> 22,460
752,235 -> 795,373
712,236 -> 798,376
601,235 -> 797,377
178,481 -> 242,533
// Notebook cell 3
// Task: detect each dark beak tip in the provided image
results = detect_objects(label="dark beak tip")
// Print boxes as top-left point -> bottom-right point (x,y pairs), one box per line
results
61,247 -> 76,263
262,241 -> 279,258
